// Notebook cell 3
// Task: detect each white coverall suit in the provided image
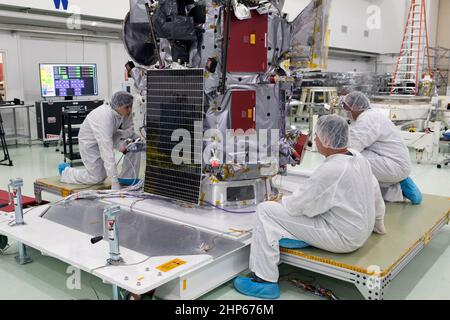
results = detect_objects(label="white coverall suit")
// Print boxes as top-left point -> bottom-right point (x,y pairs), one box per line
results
349,108 -> 411,202
250,151 -> 386,283
61,104 -> 141,184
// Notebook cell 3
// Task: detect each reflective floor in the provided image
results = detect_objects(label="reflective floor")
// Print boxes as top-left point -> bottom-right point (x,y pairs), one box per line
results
0,144 -> 449,300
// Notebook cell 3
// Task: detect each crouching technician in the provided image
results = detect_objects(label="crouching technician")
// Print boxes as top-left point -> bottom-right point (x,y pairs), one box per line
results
59,91 -> 141,190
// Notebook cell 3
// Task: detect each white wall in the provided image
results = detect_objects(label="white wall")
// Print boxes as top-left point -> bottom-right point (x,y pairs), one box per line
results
379,0 -> 407,54
108,42 -> 133,93
283,0 -> 437,55
328,58 -> 376,73
437,0 -> 450,48
329,0 -> 384,53
0,30 -> 130,138
282,0 -> 400,53
0,0 -> 129,20
426,0 -> 439,48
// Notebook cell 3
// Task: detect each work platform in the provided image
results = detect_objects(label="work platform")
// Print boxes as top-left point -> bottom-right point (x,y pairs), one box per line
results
1,172 -> 449,300
280,194 -> 450,299
34,176 -> 111,204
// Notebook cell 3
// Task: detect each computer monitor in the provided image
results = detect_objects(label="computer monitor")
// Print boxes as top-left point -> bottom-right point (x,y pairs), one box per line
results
39,64 -> 98,98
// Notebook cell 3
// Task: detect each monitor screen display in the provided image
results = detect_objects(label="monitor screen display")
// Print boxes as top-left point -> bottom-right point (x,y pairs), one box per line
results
39,64 -> 98,98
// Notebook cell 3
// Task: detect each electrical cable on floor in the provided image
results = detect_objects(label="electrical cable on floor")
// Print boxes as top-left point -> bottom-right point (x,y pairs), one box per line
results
289,279 -> 339,300
279,270 -> 338,300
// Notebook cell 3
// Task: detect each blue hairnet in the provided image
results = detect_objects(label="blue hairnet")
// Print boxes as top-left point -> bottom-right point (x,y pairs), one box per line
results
316,115 -> 349,149
343,91 -> 371,111
110,91 -> 134,109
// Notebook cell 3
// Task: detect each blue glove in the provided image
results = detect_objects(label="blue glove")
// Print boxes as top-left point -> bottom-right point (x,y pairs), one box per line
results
400,177 -> 422,205
443,130 -> 450,140
58,163 -> 70,176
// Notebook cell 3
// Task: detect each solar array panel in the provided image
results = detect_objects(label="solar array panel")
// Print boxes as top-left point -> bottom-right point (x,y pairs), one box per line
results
145,69 -> 205,204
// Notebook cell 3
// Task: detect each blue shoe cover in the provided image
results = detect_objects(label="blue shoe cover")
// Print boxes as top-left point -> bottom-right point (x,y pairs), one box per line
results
400,177 -> 422,205
233,277 -> 280,299
58,163 -> 70,175
279,238 -> 310,249
118,178 -> 141,186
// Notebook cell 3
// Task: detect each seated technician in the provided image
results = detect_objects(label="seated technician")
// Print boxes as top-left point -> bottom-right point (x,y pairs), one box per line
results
234,115 -> 386,299
343,91 -> 422,205
59,91 -> 141,191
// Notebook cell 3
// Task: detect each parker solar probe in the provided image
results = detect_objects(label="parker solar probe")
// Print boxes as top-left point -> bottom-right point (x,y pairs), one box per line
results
124,0 -> 329,207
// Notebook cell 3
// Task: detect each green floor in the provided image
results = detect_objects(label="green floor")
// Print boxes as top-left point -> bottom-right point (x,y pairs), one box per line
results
0,144 -> 450,300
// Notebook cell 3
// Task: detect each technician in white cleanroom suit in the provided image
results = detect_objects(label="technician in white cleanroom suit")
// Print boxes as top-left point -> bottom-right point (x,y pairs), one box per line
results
343,91 -> 422,205
234,115 -> 386,300
59,91 -> 141,190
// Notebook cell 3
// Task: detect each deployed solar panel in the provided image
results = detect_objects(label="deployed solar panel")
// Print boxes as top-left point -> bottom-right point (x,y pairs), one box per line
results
145,69 -> 204,204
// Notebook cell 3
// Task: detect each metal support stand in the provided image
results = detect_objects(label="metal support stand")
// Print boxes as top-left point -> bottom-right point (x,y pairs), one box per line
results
105,205 -> 124,300
103,205 -> 124,266
112,284 -> 121,301
8,178 -> 32,265
91,204 -> 124,300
